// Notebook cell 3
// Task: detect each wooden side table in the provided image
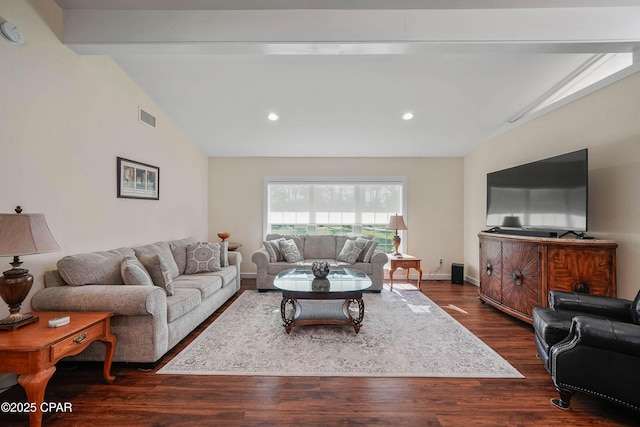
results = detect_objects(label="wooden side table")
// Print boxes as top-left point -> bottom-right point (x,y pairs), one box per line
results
227,242 -> 242,251
388,255 -> 423,291
0,311 -> 116,427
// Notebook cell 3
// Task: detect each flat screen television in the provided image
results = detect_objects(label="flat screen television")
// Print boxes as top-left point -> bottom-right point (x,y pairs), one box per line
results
486,149 -> 588,235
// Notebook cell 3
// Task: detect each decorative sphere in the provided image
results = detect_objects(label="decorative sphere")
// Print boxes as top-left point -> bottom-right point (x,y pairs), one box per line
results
311,261 -> 330,279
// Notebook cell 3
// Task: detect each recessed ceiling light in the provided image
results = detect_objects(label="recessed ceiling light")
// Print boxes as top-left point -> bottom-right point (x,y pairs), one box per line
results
402,112 -> 414,121
267,113 -> 279,121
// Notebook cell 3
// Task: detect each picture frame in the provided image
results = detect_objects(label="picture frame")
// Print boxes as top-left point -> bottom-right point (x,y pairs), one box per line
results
117,157 -> 160,200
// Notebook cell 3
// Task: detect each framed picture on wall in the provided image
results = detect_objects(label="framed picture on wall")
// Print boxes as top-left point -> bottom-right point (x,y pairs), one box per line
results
117,157 -> 160,200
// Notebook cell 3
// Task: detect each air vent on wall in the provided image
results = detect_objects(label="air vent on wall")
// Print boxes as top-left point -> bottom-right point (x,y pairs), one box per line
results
139,107 -> 156,128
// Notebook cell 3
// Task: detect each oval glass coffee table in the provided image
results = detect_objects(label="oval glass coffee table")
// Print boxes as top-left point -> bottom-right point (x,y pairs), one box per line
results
273,268 -> 372,334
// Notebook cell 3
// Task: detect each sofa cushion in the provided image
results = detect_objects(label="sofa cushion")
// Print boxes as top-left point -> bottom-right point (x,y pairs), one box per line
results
140,254 -> 175,296
134,241 -> 180,279
168,237 -> 198,275
267,261 -> 304,275
279,239 -> 304,263
532,307 -> 578,349
208,266 -> 237,287
166,288 -> 201,323
631,290 -> 640,324
185,242 -> 222,274
337,238 -> 367,264
57,247 -> 135,286
120,256 -> 153,286
172,274 -> 223,299
303,235 -> 336,259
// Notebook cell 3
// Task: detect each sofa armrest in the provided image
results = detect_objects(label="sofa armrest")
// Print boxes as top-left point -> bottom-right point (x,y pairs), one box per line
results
31,285 -> 167,317
228,250 -> 242,266
370,251 -> 389,265
252,248 -> 270,267
557,316 -> 640,358
548,290 -> 633,322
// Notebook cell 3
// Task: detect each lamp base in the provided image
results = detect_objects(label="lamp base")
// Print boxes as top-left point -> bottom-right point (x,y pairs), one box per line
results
392,234 -> 402,257
0,264 -> 36,331
0,313 -> 38,331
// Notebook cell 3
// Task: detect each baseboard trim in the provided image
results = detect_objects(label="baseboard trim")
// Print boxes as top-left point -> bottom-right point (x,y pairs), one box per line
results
241,271 -> 473,284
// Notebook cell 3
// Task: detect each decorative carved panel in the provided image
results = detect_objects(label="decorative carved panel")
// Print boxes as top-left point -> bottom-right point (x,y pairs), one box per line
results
501,242 -> 540,317
480,237 -> 502,302
547,248 -> 615,296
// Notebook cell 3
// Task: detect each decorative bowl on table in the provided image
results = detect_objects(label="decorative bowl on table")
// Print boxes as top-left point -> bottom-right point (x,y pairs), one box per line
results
217,232 -> 231,242
311,260 -> 330,279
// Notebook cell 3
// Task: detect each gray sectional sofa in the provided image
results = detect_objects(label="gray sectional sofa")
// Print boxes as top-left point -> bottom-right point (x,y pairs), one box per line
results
31,237 -> 241,364
252,233 -> 387,292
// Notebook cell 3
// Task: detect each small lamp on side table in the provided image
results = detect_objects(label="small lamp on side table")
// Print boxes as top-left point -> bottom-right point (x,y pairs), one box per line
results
386,214 -> 407,257
0,206 -> 60,331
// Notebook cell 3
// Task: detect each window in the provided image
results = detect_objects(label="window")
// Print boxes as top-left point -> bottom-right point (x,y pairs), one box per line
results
265,177 -> 407,253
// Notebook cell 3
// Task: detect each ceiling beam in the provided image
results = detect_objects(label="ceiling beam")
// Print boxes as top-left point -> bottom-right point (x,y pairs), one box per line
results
61,8 -> 640,56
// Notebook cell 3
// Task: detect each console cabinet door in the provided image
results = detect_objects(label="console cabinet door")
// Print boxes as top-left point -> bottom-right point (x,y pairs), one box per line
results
547,247 -> 616,296
501,242 -> 541,318
480,237 -> 502,303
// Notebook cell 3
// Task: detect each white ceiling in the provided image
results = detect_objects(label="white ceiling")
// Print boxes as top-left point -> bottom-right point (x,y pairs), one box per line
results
53,1 -> 640,157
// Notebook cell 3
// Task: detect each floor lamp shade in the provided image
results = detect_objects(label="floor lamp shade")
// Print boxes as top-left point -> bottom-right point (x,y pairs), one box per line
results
387,214 -> 407,256
0,209 -> 60,330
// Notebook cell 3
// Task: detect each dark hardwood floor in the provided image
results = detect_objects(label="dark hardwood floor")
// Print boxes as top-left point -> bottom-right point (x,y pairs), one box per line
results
2,279 -> 638,426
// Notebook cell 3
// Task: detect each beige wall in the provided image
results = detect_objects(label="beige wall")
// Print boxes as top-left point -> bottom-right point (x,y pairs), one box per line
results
208,157 -> 464,278
0,0 -> 209,318
464,71 -> 640,299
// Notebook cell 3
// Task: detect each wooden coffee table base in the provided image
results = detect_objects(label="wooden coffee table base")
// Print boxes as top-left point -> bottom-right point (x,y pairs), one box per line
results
0,312 -> 116,427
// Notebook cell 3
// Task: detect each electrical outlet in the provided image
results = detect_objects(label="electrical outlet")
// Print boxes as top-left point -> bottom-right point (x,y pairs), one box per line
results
438,258 -> 443,266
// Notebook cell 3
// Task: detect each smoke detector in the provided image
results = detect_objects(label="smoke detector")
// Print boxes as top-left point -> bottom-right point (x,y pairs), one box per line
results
1,21 -> 25,45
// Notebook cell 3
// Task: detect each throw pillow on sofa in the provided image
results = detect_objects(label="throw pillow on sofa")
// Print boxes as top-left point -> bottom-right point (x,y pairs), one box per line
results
278,239 -> 304,263
358,239 -> 379,263
263,238 -> 286,262
140,254 -> 175,296
134,241 -> 180,279
57,247 -> 135,286
219,241 -> 230,267
185,242 -> 222,274
337,237 -> 368,264
121,255 -> 153,286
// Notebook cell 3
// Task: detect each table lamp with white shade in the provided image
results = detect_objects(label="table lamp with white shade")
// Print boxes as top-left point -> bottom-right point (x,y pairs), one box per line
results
0,206 -> 60,330
386,214 -> 407,257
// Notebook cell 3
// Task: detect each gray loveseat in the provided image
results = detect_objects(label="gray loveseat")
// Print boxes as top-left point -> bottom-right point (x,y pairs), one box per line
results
252,234 -> 387,292
31,237 -> 241,364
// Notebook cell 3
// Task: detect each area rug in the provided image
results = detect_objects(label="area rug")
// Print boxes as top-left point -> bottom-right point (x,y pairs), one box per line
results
158,290 -> 523,378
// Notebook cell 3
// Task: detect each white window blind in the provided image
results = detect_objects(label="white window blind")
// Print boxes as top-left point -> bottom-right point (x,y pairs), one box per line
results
264,177 -> 406,251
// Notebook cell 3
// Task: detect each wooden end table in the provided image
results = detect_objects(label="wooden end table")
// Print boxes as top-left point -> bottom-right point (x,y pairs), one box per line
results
0,311 -> 116,427
388,254 -> 423,291
227,242 -> 242,251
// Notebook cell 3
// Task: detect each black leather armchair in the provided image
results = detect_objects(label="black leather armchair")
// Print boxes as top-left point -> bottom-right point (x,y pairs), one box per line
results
532,290 -> 640,412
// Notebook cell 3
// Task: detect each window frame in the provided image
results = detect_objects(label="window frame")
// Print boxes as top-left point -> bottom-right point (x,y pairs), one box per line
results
263,176 -> 408,252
